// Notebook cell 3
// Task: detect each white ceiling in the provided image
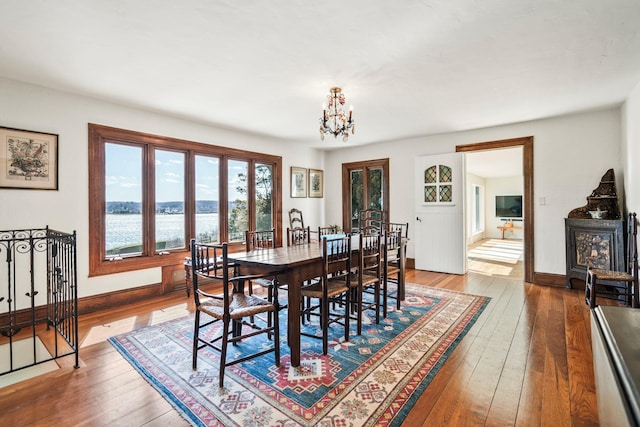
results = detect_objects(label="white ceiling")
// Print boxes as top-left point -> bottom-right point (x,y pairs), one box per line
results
466,146 -> 522,178
1,1 -> 640,149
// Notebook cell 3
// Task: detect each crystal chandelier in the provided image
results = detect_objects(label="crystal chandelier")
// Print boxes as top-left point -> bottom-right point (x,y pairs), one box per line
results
319,87 -> 355,142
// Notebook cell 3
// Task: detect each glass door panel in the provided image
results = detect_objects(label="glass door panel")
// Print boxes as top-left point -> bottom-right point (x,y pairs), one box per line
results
195,155 -> 220,244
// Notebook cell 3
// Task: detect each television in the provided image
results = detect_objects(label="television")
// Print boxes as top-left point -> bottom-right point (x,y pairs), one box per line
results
496,195 -> 522,218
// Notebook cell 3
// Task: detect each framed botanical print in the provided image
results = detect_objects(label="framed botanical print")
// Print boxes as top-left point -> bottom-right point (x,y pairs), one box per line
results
290,166 -> 307,198
308,168 -> 323,198
0,126 -> 59,190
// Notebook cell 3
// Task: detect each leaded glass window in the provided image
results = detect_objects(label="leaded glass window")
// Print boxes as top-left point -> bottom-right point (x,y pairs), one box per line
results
423,164 -> 454,204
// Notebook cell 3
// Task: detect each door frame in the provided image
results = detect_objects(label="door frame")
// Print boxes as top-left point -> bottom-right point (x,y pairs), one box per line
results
456,136 -> 534,283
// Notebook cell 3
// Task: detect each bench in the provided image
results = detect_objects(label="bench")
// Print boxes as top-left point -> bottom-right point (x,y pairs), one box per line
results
497,222 -> 522,239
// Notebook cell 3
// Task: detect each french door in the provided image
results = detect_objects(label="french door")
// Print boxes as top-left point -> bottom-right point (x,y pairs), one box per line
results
341,159 -> 389,232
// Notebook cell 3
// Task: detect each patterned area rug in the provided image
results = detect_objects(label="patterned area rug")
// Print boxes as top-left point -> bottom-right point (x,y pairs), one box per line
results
108,284 -> 489,426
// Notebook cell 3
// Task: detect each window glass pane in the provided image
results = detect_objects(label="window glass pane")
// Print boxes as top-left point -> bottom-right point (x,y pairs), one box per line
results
368,167 -> 383,209
350,169 -> 363,230
105,143 -> 142,256
439,184 -> 452,202
255,163 -> 273,231
155,150 -> 185,250
424,186 -> 437,202
195,155 -> 220,244
474,185 -> 481,231
425,166 -> 437,183
228,159 -> 248,242
439,165 -> 452,182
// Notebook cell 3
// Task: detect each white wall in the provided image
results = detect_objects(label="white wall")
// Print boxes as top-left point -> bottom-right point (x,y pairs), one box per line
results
324,108 -> 622,275
485,177 -> 524,240
622,81 -> 640,215
1,77 -> 628,290
0,78 -> 323,298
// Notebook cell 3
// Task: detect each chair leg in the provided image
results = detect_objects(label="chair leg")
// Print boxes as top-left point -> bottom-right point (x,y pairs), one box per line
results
585,273 -> 597,309
383,269 -> 389,318
357,286 -> 363,336
266,285 -> 273,339
219,318 -> 230,388
273,287 -> 280,366
344,290 -> 350,343
192,310 -> 200,370
375,281 -> 381,325
322,296 -> 329,355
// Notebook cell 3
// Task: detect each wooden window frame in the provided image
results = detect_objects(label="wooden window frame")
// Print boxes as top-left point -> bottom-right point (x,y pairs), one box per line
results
341,158 -> 390,233
88,124 -> 282,277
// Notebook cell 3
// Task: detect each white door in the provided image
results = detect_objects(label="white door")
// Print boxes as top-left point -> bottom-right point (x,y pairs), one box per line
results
414,152 -> 466,274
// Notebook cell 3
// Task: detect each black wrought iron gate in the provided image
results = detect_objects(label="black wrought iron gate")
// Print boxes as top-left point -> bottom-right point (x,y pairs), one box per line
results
0,227 -> 79,376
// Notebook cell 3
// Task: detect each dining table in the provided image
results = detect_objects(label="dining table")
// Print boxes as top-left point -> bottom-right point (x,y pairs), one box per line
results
228,235 -> 406,367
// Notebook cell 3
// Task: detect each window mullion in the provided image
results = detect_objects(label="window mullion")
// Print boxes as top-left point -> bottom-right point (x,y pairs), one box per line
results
185,151 -> 196,244
248,160 -> 256,232
145,145 -> 155,256
219,156 -> 229,243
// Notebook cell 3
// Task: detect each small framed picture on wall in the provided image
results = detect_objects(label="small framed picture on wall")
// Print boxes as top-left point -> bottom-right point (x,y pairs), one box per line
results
290,166 -> 307,198
0,126 -> 59,190
308,169 -> 323,198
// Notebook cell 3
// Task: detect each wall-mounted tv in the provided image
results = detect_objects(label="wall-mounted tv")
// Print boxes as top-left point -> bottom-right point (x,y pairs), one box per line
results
496,195 -> 523,218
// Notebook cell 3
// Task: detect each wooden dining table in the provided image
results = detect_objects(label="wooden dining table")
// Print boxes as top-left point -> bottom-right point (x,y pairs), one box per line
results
228,236 -> 406,367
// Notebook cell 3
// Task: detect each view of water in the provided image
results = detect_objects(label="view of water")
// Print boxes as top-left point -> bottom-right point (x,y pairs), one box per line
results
106,213 -> 218,251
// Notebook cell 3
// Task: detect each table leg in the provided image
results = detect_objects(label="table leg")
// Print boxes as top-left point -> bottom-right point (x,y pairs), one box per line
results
286,273 -> 302,367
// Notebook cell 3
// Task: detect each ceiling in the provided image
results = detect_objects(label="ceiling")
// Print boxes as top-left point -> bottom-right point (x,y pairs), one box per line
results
1,1 -> 640,149
466,146 -> 522,178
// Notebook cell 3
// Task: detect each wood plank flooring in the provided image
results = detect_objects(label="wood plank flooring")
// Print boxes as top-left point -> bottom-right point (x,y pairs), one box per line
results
0,265 -> 617,426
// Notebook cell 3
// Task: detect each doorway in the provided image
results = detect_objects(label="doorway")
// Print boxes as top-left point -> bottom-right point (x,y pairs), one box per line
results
466,147 -> 524,279
457,136 -> 534,283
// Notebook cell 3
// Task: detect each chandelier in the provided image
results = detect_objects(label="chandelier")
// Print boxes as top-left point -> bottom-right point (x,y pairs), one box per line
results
319,87 -> 355,142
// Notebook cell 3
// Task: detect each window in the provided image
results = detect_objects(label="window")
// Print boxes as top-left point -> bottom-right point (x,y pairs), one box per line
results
155,149 -> 186,251
228,159 -> 248,242
423,164 -> 453,203
341,159 -> 389,232
89,124 -> 282,276
105,143 -> 143,256
473,184 -> 484,233
194,155 -> 220,244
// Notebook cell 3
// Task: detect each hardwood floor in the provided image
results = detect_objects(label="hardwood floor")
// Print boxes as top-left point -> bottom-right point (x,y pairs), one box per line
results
0,269 -> 617,426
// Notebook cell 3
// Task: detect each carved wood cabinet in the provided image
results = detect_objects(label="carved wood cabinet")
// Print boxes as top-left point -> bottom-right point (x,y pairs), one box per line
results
565,218 -> 625,288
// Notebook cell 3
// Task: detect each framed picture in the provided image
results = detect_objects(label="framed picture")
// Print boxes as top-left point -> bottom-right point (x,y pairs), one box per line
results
290,166 -> 307,198
308,168 -> 324,198
0,126 -> 58,190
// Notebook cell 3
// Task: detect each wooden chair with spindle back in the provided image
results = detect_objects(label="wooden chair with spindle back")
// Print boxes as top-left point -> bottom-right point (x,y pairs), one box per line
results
585,212 -> 638,308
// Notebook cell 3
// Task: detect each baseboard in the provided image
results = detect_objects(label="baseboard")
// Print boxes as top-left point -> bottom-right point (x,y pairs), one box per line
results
531,272 -> 567,288
78,282 -> 170,315
408,255 -> 568,289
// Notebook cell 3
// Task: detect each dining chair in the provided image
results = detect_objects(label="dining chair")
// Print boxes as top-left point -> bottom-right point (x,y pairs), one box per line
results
287,226 -> 311,246
318,225 -> 340,237
300,235 -> 352,355
245,228 -> 277,294
381,229 -> 403,317
190,239 -> 280,388
288,208 -> 305,231
585,212 -> 638,308
381,221 -> 409,316
350,232 -> 382,335
358,209 -> 385,235
245,228 -> 280,332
